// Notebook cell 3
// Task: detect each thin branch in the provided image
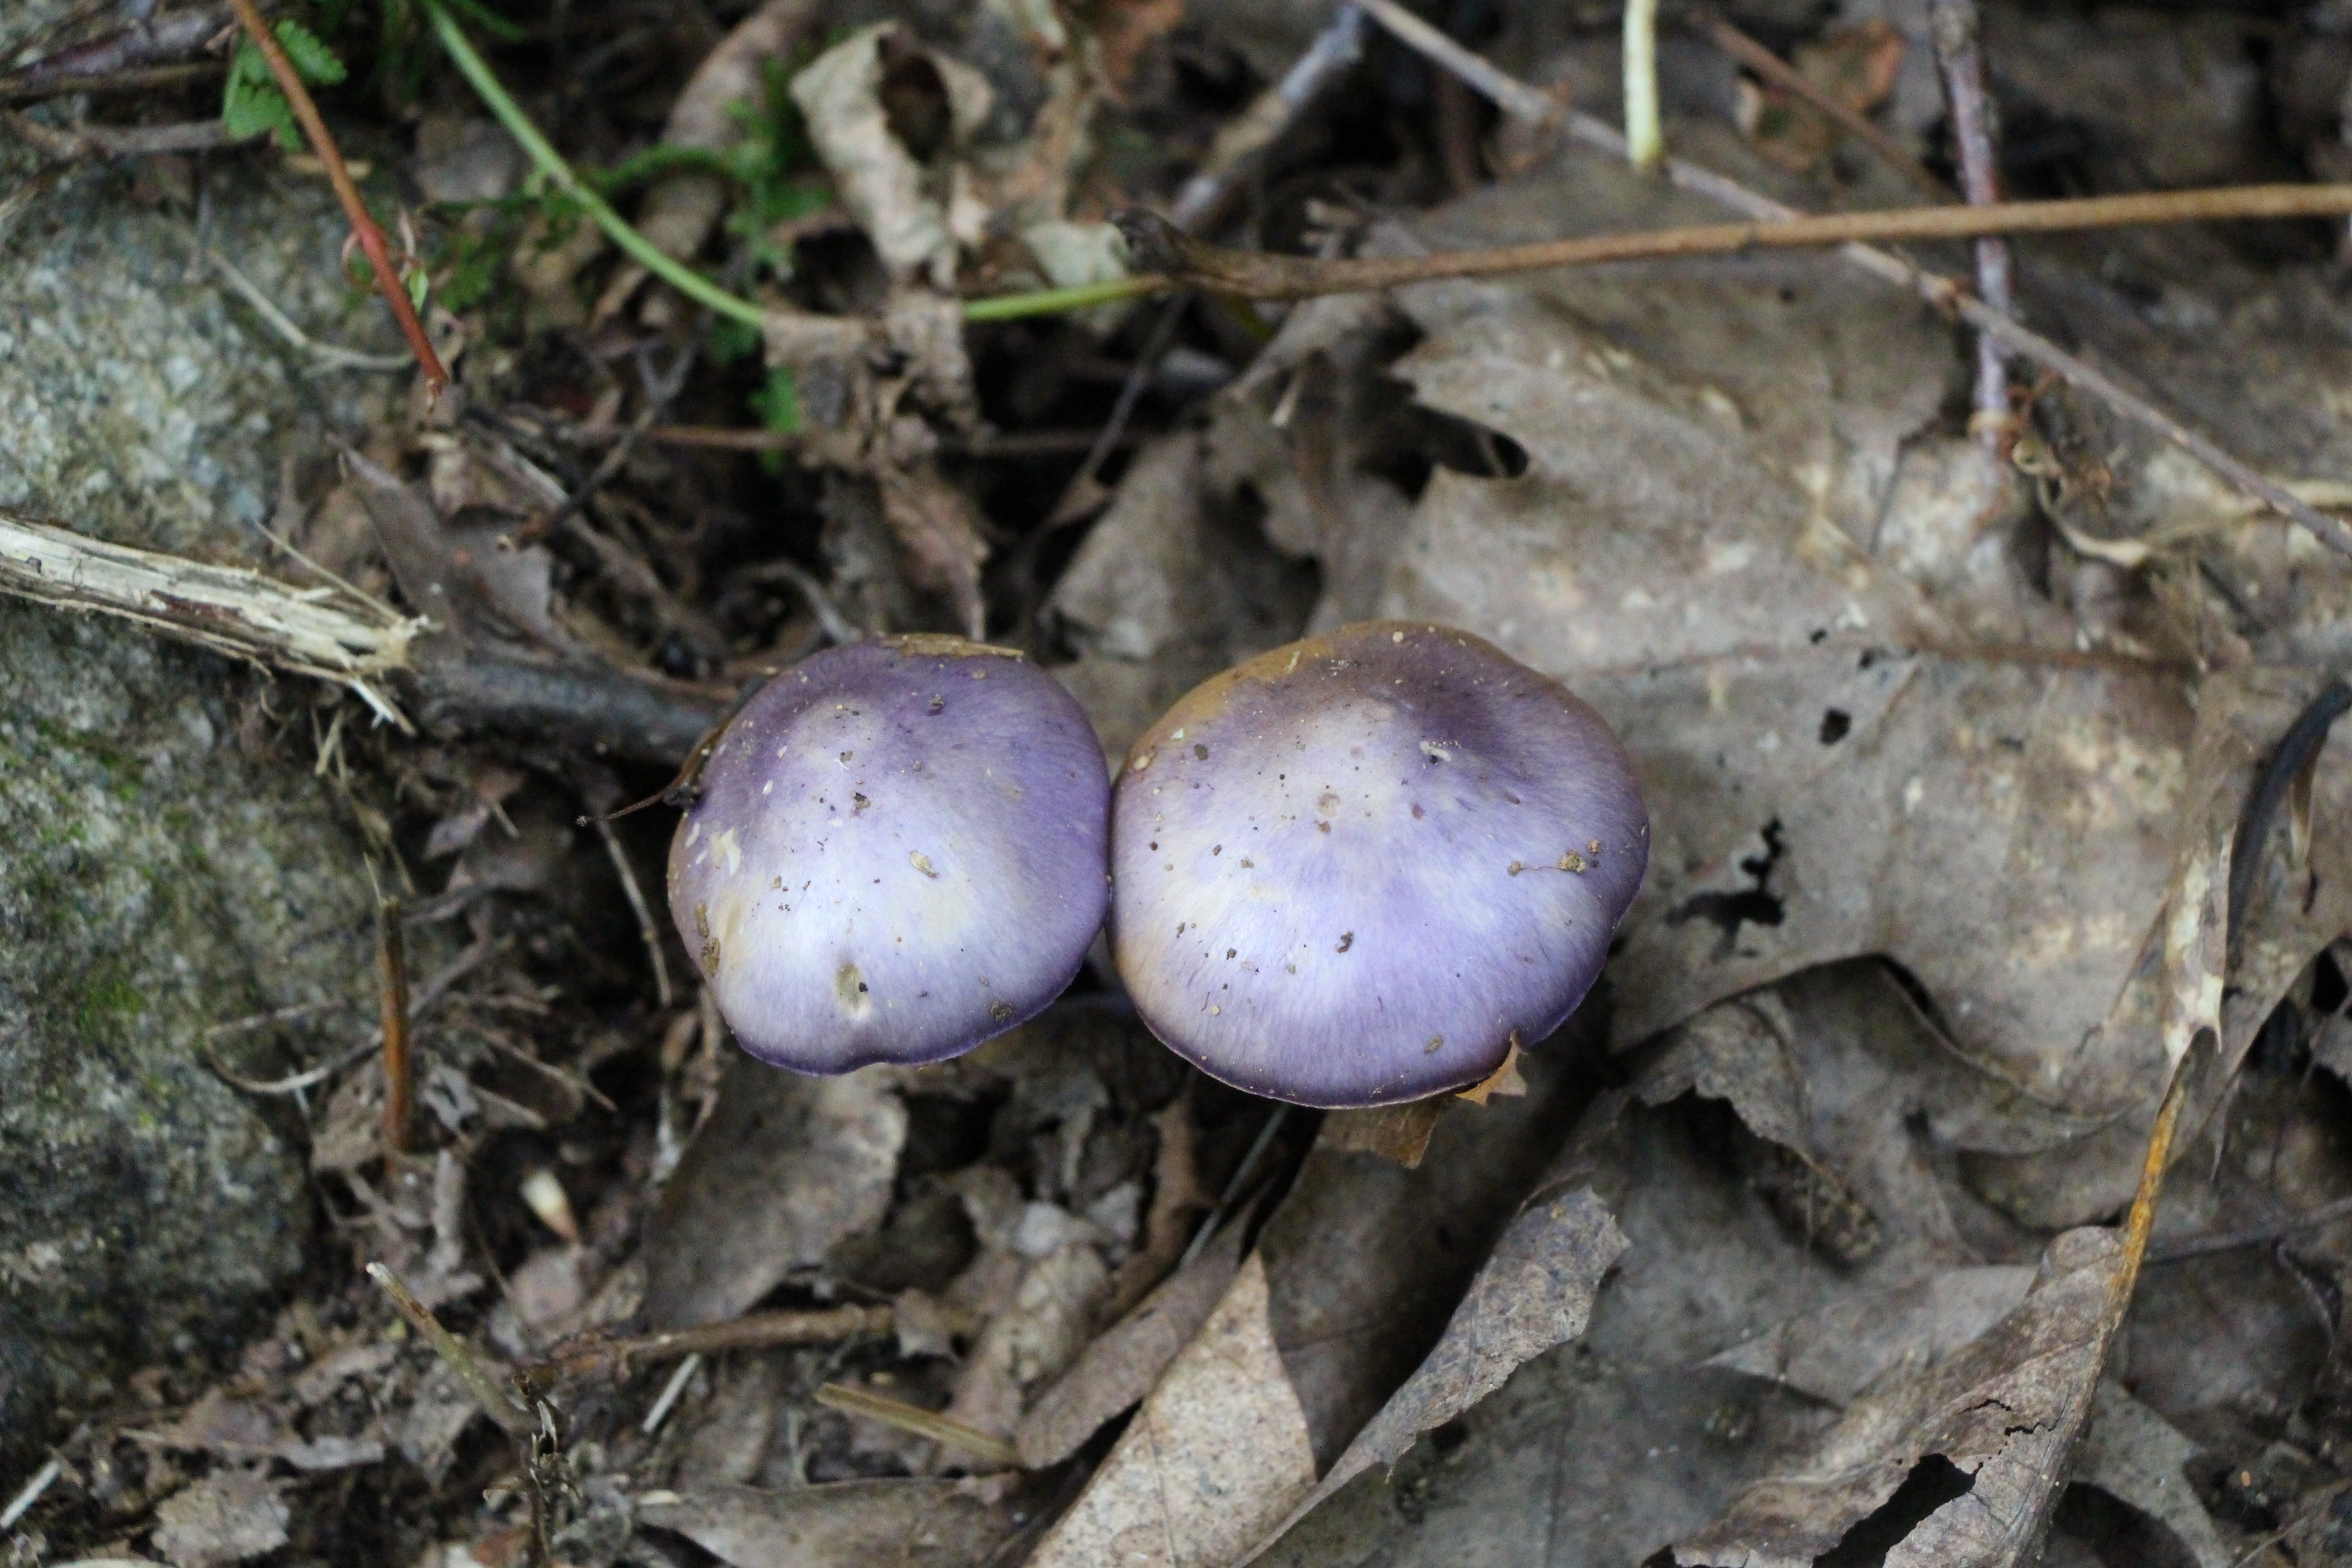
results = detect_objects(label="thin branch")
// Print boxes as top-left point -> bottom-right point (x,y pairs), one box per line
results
1339,0 -> 2352,560
1118,184 -> 2352,299
206,246 -> 416,372
1624,0 -> 1663,170
368,1262 -> 534,1435
223,0 -> 446,395
595,817 -> 674,1008
0,510 -> 420,720
0,512 -> 731,764
4,111 -> 252,158
1167,3 -> 1366,232
1929,0 -> 2014,442
525,1303 -> 896,1386
815,1382 -> 1021,1470
0,3 -> 227,100
1697,16 -> 1949,201
0,60 -> 221,104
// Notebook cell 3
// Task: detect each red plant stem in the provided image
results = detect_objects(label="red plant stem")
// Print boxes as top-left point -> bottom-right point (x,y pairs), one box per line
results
224,0 -> 446,395
1930,0 -> 2012,444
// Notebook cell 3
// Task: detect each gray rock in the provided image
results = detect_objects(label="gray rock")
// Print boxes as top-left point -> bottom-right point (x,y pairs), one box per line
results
0,146 -> 398,1462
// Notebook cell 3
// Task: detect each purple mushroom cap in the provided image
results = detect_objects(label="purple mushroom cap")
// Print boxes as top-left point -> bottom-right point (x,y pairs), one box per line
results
1109,621 -> 1648,1107
669,634 -> 1110,1074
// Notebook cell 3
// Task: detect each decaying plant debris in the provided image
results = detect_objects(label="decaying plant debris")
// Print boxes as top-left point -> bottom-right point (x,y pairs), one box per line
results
16,0 -> 2352,1565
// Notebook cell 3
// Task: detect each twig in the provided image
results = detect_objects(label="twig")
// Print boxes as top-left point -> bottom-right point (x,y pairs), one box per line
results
1697,16 -> 1948,201
1117,184 -> 2352,299
0,1456 -> 61,1531
0,60 -> 222,104
1168,4 -> 1366,232
0,3 -> 227,100
1354,0 -> 1556,124
203,1037 -> 373,1096
815,1383 -> 1021,1470
206,999 -> 345,1039
741,558 -> 864,647
368,1262 -> 534,1435
527,1303 -> 896,1385
0,510 -> 419,721
3,111 -> 252,158
1179,1104 -> 1288,1267
1341,1 -> 2352,561
1050,292 -> 1190,526
595,816 -> 674,1007
1624,0 -> 1663,170
2147,1192 -> 2352,1264
223,0 -> 446,396
376,894 -> 414,1155
640,425 -> 1120,458
1929,0 -> 2014,444
640,1353 -> 701,1435
206,246 -> 416,372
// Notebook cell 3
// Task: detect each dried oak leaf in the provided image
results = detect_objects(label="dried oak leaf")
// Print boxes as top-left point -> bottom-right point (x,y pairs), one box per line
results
642,1052 -> 906,1328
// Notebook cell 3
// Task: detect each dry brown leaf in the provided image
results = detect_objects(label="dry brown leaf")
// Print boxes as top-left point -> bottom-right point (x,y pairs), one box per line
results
1028,1026 -> 1597,1563
876,467 -> 989,642
1024,1252 -> 1317,1568
642,1055 -> 906,1328
343,449 -> 567,653
676,1354 -> 787,1487
1678,1225 -> 2128,1567
638,1477 -> 1028,1567
1371,274 -> 2190,1113
149,1468 -> 289,1568
1246,962 -> 2106,1567
2070,1382 -> 2232,1568
1247,1185 -> 1627,1561
1016,1220 -> 1244,1469
789,26 -> 993,287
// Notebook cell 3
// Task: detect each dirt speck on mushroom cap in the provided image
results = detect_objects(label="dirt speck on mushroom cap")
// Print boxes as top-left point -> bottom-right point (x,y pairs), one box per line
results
670,635 -> 1110,1074
1110,621 -> 1648,1107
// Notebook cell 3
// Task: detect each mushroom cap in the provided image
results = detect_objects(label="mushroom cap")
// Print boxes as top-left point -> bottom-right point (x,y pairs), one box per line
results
1109,621 -> 1647,1107
669,634 -> 1110,1074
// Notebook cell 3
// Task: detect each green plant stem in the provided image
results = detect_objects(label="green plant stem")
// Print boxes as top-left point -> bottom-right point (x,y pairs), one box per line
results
425,0 -> 766,327
963,274 -> 1167,321
425,0 -> 1163,329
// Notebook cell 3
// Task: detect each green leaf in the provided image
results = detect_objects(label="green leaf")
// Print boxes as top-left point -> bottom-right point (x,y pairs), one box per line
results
220,24 -> 346,150
223,45 -> 298,148
272,19 -> 347,85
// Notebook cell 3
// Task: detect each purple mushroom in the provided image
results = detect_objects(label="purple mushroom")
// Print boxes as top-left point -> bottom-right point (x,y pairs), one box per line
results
669,634 -> 1110,1074
1109,621 -> 1647,1107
